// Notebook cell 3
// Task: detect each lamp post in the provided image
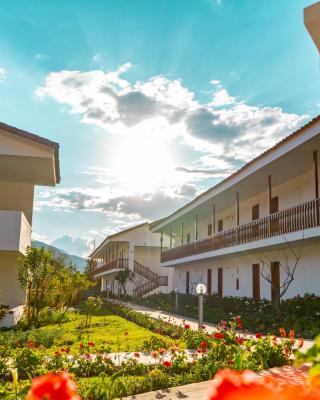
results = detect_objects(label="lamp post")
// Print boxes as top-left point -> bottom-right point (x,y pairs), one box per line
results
174,288 -> 179,312
196,283 -> 207,331
106,284 -> 110,302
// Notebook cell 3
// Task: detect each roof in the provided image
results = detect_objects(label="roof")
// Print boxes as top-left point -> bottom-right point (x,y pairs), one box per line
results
151,114 -> 320,230
90,222 -> 149,257
0,121 -> 61,184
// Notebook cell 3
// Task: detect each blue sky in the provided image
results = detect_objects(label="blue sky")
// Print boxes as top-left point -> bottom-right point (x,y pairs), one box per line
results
0,0 -> 319,257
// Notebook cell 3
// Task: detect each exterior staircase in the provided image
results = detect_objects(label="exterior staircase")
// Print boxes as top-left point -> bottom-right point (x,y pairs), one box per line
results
133,260 -> 168,297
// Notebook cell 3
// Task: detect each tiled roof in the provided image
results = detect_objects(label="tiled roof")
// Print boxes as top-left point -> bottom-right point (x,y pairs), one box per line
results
0,121 -> 61,183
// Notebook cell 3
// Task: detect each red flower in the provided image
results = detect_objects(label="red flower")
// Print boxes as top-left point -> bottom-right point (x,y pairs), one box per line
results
214,332 -> 224,340
184,324 -> 191,329
289,330 -> 295,340
298,337 -> 304,349
151,351 -> 159,359
87,342 -> 95,347
200,341 -> 208,349
27,372 -> 80,400
134,352 -> 140,358
279,328 -> 286,338
255,333 -> 263,339
158,348 -> 165,355
207,369 -> 320,400
235,337 -> 244,345
163,361 -> 172,367
79,343 -> 85,349
54,351 -> 61,358
27,340 -> 35,349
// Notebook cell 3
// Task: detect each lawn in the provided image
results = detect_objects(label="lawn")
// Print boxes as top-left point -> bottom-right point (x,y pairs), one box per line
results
38,307 -> 173,353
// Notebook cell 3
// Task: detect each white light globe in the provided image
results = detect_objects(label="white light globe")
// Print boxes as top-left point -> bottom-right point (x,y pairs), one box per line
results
196,283 -> 207,295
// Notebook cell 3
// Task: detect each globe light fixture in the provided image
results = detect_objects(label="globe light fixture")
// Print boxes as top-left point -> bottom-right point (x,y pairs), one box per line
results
196,283 -> 207,330
174,287 -> 179,312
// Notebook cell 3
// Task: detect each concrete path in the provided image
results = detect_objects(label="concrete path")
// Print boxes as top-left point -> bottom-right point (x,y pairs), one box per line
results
110,299 -> 315,353
124,364 -> 311,400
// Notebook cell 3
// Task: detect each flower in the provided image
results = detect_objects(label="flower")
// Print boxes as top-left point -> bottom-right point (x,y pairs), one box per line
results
27,372 -> 80,400
27,340 -> 35,349
200,341 -> 208,349
88,342 -> 95,347
279,328 -> 286,338
255,333 -> 263,339
158,348 -> 165,355
163,361 -> 172,367
236,337 -> 244,345
134,352 -> 140,358
298,337 -> 304,349
184,324 -> 191,329
54,351 -> 61,358
151,351 -> 159,359
289,330 -> 295,340
214,332 -> 224,340
79,342 -> 85,349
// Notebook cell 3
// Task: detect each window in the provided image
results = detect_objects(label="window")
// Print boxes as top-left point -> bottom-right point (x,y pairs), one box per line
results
252,204 -> 259,220
218,219 -> 223,232
252,264 -> 260,300
186,232 -> 191,243
208,223 -> 213,236
218,268 -> 223,297
186,271 -> 190,294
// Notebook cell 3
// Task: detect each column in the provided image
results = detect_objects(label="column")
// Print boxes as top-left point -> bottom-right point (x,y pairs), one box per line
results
212,204 -> 216,234
170,227 -> 173,250
313,151 -> 319,225
128,241 -> 134,270
195,215 -> 198,241
236,192 -> 240,226
101,276 -> 106,292
181,222 -> 184,246
160,232 -> 163,253
268,175 -> 272,214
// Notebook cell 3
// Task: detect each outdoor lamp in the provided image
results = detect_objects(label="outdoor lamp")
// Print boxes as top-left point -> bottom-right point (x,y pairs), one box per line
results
174,287 -> 179,312
196,283 -> 207,330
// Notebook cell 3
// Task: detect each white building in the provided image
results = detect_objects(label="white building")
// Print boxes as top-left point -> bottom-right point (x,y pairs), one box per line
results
0,122 -> 60,327
151,116 -> 320,302
92,223 -> 173,297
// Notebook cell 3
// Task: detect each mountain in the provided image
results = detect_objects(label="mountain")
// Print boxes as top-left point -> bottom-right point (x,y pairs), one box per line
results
32,240 -> 87,271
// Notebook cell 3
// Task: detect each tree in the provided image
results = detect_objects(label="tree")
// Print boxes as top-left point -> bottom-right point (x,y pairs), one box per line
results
84,258 -> 97,282
47,268 -> 95,314
114,269 -> 135,295
258,235 -> 304,312
17,247 -> 54,328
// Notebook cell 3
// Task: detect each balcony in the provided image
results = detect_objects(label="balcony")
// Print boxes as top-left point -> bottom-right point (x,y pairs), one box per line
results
95,258 -> 129,275
161,198 -> 320,263
0,210 -> 31,254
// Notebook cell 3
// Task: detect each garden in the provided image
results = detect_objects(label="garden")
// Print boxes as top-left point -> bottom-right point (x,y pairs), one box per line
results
114,291 -> 320,339
1,247 -> 320,399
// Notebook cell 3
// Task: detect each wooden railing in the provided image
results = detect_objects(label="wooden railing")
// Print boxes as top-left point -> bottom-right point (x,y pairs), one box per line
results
133,275 -> 168,297
133,260 -> 158,281
95,258 -> 128,275
161,198 -> 320,263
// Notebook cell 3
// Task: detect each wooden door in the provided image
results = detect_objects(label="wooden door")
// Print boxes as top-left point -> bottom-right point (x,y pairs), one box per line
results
252,204 -> 260,237
271,261 -> 280,306
186,271 -> 190,294
270,196 -> 279,234
252,264 -> 260,300
207,269 -> 212,295
218,268 -> 223,297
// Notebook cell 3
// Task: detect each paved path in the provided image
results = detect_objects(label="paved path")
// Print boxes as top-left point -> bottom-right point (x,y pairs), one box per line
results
110,299 -> 315,353
124,364 -> 311,400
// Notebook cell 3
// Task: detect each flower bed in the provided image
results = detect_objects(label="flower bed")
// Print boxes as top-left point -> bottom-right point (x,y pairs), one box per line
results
0,303 -> 306,399
113,293 -> 320,339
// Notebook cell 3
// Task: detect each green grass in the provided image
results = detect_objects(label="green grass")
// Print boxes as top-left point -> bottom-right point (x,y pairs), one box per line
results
39,308 -> 173,353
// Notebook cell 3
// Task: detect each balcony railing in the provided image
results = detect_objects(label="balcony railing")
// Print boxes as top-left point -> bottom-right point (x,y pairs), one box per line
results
95,258 -> 128,275
161,198 -> 320,263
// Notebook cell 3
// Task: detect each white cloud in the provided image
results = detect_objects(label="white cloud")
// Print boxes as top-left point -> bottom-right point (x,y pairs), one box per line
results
51,234 -> 94,257
92,53 -> 102,63
34,54 -> 49,60
0,68 -> 7,82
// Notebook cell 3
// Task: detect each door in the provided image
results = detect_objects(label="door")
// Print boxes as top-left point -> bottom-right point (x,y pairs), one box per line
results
271,261 -> 280,306
270,196 -> 279,234
218,219 -> 223,232
218,268 -> 223,298
252,204 -> 260,238
207,269 -> 212,295
208,223 -> 213,236
252,264 -> 260,300
186,271 -> 190,294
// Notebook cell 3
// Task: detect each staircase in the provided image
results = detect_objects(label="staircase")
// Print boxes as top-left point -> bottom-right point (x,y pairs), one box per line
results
133,260 -> 168,297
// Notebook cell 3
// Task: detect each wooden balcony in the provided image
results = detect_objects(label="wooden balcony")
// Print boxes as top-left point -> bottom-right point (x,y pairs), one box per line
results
161,198 -> 320,263
95,258 -> 128,275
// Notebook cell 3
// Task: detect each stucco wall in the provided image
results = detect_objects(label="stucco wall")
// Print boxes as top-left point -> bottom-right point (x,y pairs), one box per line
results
173,240 -> 320,300
0,252 -> 25,307
0,182 -> 34,224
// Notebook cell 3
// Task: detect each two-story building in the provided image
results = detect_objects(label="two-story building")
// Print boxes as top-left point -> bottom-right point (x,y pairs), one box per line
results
0,122 -> 60,326
92,222 -> 173,297
151,116 -> 320,302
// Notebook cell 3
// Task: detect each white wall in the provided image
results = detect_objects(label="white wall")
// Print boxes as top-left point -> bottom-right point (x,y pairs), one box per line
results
173,240 -> 320,300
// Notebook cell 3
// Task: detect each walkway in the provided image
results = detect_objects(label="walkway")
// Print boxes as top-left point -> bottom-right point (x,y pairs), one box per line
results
110,299 -> 314,352
124,364 -> 310,400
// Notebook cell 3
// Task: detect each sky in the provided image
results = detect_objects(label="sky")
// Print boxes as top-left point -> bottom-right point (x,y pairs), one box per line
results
0,0 -> 319,258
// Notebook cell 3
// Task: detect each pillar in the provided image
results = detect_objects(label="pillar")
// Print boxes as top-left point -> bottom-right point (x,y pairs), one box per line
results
195,215 -> 198,241
181,222 -> 184,246
212,204 -> 216,234
268,175 -> 272,214
313,151 -> 319,199
236,192 -> 240,226
128,241 -> 134,270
